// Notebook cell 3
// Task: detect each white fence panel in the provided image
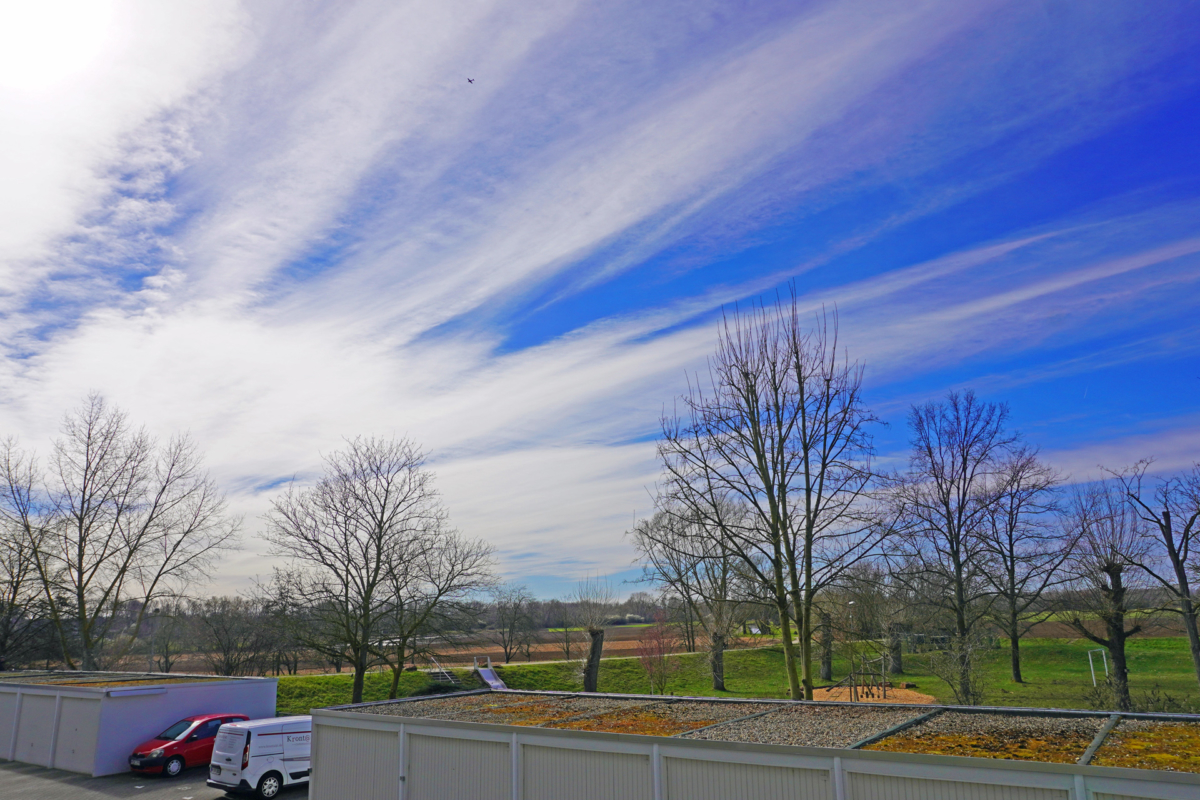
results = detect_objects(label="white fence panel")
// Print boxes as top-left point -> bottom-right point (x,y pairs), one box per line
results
846,771 -> 1069,800
310,705 -> 1200,800
522,744 -> 652,800
663,756 -> 831,800
311,724 -> 398,800
407,733 -> 510,800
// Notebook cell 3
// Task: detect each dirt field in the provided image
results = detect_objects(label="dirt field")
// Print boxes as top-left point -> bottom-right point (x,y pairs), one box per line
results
114,625 -> 729,674
810,686 -> 937,704
435,626 -> 730,666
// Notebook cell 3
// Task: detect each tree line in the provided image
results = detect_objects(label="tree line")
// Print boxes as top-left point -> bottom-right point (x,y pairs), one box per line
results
634,288 -> 1200,711
0,399 -> 673,704
2,293 -> 1196,715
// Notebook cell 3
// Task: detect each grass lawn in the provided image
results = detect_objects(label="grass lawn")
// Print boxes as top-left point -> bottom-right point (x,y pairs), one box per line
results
498,637 -> 1200,711
275,637 -> 1200,715
276,669 -> 482,716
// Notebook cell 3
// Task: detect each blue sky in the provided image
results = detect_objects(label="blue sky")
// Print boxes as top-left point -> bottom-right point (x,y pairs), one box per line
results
1,0 -> 1198,597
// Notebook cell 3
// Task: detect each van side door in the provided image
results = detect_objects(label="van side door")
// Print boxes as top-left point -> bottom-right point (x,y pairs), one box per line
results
281,720 -> 311,781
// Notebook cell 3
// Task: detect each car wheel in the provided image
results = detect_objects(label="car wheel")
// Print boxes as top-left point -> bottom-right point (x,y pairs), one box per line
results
163,755 -> 185,777
256,771 -> 283,799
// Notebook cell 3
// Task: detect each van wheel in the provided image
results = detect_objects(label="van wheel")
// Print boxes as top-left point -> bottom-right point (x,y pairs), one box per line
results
163,756 -> 185,777
256,771 -> 283,799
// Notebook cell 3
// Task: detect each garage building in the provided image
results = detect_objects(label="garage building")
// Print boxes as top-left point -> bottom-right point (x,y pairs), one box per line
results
310,689 -> 1200,800
0,670 -> 277,776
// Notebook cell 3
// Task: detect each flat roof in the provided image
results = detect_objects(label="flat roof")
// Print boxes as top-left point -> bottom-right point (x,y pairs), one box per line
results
330,689 -> 1200,773
0,670 -> 265,689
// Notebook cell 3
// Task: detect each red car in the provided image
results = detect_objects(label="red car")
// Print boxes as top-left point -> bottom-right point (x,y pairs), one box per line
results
129,713 -> 250,777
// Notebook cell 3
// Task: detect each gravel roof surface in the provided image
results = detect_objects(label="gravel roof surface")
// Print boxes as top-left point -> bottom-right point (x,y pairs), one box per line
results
353,692 -> 544,719
1091,719 -> 1200,772
343,692 -> 1166,768
0,671 -> 221,686
547,701 -> 778,737
450,696 -> 652,726
354,692 -> 652,725
681,703 -> 923,749
864,712 -> 1103,763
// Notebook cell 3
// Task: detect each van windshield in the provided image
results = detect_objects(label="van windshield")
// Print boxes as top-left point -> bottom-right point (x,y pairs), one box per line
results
157,720 -> 195,741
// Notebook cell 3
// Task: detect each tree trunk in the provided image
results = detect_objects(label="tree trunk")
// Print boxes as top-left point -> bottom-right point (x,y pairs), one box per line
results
388,643 -> 406,699
953,561 -> 973,704
788,552 -> 814,700
1178,595 -> 1200,690
351,649 -> 367,704
887,624 -> 903,675
709,632 -> 727,691
1009,612 -> 1023,684
819,610 -> 833,682
776,596 -> 801,699
1106,623 -> 1133,711
583,627 -> 604,692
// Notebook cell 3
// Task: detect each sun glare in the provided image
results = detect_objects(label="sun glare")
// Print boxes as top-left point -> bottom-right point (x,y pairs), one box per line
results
0,1 -> 118,93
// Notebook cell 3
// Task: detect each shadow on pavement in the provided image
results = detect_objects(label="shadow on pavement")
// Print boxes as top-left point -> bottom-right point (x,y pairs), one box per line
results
0,761 -> 308,800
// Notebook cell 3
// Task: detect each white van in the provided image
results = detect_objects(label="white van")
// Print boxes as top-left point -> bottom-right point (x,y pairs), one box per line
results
206,716 -> 311,798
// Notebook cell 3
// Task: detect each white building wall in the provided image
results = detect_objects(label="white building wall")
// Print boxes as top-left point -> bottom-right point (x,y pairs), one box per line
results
0,675 -> 277,777
91,678 -> 277,776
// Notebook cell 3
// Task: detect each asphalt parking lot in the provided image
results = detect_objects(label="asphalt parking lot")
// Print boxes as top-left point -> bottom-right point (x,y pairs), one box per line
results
0,761 -> 309,800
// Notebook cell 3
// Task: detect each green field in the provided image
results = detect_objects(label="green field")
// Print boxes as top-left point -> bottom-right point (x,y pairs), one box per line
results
276,670 -> 482,716
275,638 -> 1200,715
500,638 -> 1200,711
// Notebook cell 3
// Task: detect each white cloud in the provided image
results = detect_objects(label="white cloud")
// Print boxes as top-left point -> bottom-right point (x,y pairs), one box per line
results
2,0 -> 1198,597
1043,418 -> 1200,483
0,1 -> 246,297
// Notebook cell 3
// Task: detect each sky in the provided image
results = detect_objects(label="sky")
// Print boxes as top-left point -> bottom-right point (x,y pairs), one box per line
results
1,0 -> 1198,598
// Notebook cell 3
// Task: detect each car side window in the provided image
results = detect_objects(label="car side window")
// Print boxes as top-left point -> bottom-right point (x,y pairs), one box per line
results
197,720 -> 222,739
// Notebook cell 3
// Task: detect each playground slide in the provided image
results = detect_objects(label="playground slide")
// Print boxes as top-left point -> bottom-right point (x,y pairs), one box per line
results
476,666 -> 507,690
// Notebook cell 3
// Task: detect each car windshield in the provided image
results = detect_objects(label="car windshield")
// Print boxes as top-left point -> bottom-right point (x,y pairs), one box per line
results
156,720 -> 195,741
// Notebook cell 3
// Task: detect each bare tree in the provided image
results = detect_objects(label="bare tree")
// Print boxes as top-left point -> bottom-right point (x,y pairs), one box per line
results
137,597 -> 190,673
981,447 -> 1070,683
546,599 -> 578,661
572,577 -> 614,693
632,507 -> 750,690
889,391 -> 1015,704
3,396 -> 238,670
373,530 -> 493,698
265,436 -> 491,704
194,596 -> 272,676
779,309 -> 882,700
0,442 -> 48,670
488,584 -> 537,663
635,617 -> 681,694
1113,461 -> 1200,689
1064,480 -> 1151,711
658,294 -> 881,699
